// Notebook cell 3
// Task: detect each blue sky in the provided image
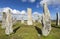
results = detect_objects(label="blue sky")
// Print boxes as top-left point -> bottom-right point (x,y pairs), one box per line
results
0,0 -> 43,13
0,0 -> 60,20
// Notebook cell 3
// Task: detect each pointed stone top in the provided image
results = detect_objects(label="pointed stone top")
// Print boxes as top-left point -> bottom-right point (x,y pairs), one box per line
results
27,8 -> 32,14
43,2 -> 50,15
57,12 -> 59,13
3,7 -> 12,13
27,8 -> 32,10
56,12 -> 59,15
43,2 -> 46,5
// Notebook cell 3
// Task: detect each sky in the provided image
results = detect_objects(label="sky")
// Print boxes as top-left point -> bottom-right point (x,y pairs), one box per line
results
0,0 -> 60,20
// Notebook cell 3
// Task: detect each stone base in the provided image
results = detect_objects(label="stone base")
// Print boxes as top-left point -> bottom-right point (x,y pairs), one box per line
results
21,20 -> 24,24
27,21 -> 33,25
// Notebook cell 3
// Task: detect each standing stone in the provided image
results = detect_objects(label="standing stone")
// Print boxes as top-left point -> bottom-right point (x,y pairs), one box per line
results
42,3 -> 51,36
2,12 -> 7,29
8,10 -> 13,34
27,8 -> 33,25
56,12 -> 59,26
3,9 -> 13,35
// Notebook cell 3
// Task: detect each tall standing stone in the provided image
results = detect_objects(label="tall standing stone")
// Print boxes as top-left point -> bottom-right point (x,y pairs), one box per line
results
27,8 -> 33,25
2,8 -> 13,35
8,10 -> 13,34
56,12 -> 59,26
2,12 -> 7,29
42,3 -> 51,36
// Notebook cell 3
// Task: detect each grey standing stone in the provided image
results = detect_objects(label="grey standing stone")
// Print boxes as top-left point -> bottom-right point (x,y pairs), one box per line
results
2,12 -> 7,29
42,3 -> 51,36
56,12 -> 59,26
2,8 -> 13,35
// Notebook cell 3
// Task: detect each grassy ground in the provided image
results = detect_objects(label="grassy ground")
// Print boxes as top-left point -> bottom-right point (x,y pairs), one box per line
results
0,21 -> 60,39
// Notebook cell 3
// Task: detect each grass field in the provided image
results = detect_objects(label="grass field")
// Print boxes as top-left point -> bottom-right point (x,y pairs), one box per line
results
0,21 -> 60,39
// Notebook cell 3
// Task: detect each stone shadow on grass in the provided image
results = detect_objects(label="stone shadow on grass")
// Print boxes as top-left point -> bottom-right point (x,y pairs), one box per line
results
51,24 -> 60,29
13,26 -> 20,33
35,26 -> 42,35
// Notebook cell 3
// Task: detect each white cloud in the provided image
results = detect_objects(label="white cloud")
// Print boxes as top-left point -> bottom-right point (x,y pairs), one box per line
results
20,10 -> 26,14
40,0 -> 60,5
36,4 -> 40,8
21,0 -> 27,2
1,7 -> 27,15
29,0 -> 36,3
33,12 -> 42,16
3,7 -> 12,13
21,0 -> 36,3
2,7 -> 21,14
12,9 -> 20,14
32,12 -> 42,20
0,8 -> 3,12
33,12 -> 39,15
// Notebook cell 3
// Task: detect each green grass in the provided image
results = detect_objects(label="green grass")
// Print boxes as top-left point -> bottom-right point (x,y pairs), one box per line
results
41,21 -> 60,39
12,26 -> 39,39
0,22 -> 60,39
41,26 -> 60,39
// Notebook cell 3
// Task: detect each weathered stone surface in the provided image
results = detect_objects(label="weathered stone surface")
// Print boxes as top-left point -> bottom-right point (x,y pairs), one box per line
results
2,12 -> 7,29
56,12 -> 59,26
2,8 -> 13,35
42,3 -> 51,36
27,8 -> 33,25
5,9 -> 13,35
